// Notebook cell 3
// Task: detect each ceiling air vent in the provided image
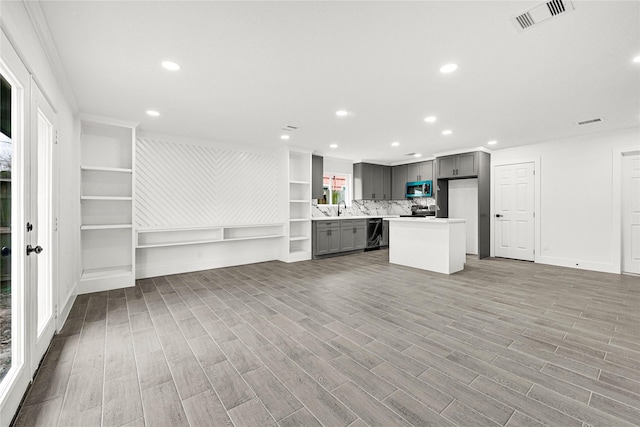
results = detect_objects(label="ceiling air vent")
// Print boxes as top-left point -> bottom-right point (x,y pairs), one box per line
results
511,0 -> 575,32
577,118 -> 603,126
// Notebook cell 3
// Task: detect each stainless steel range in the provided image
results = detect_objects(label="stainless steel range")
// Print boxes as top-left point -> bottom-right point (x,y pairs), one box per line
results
400,205 -> 437,218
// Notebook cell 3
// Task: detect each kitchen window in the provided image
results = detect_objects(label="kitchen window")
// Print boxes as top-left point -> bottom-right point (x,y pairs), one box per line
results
321,174 -> 350,205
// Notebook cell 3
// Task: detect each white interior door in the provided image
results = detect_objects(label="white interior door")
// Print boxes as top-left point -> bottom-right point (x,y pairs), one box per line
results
494,163 -> 535,261
0,29 -> 33,426
31,83 -> 56,370
622,153 -> 640,274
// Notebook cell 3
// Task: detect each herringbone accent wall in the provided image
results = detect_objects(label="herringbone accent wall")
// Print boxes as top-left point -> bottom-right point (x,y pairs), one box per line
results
136,137 -> 279,228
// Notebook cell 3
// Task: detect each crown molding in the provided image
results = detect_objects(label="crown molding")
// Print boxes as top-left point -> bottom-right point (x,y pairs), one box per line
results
23,0 -> 78,113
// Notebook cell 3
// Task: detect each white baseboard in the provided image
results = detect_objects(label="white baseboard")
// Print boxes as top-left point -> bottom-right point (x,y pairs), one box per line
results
56,287 -> 76,332
536,255 -> 618,274
136,253 -> 279,279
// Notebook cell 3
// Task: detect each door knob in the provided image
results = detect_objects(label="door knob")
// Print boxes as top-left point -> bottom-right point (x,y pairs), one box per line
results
495,214 -> 503,218
1,246 -> 10,256
26,245 -> 43,255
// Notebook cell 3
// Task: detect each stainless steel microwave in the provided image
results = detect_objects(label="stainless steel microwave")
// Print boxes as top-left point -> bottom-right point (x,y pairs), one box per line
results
406,180 -> 432,198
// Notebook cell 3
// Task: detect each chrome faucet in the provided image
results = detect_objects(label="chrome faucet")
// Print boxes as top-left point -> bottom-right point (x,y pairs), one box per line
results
337,200 -> 347,216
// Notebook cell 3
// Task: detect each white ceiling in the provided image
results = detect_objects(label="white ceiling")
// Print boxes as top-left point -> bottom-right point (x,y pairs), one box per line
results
39,1 -> 640,164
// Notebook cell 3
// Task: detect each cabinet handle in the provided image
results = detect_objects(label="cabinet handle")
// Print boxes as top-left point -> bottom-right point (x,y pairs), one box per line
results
327,230 -> 331,236
353,228 -> 356,234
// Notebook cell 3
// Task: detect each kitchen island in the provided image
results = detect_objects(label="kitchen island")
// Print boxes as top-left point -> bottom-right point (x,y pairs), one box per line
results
385,217 -> 466,274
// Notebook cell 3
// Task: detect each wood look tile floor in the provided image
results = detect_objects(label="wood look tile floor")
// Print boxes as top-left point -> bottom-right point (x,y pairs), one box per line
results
13,250 -> 640,427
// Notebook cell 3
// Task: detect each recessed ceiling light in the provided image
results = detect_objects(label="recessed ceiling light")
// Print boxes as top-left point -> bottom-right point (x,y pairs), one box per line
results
414,153 -> 422,158
440,63 -> 458,74
487,140 -> 497,145
391,141 -> 400,147
424,116 -> 436,123
330,143 -> 338,149
146,110 -> 160,117
633,55 -> 640,63
161,61 -> 180,71
336,110 -> 349,117
442,129 -> 453,135
280,135 -> 290,140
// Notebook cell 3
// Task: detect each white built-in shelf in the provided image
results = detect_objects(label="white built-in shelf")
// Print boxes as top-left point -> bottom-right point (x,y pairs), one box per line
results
81,196 -> 133,201
79,115 -> 136,293
136,224 -> 284,249
289,235 -> 308,241
289,218 -> 310,222
81,224 -> 132,231
81,166 -> 133,173
289,200 -> 309,203
81,265 -> 133,281
289,180 -> 310,185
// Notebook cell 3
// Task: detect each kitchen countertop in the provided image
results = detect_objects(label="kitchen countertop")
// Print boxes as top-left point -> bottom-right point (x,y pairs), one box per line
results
385,217 -> 465,224
311,215 -> 400,221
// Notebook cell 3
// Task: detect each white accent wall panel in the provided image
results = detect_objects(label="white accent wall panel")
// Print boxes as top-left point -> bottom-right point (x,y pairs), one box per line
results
136,137 -> 279,227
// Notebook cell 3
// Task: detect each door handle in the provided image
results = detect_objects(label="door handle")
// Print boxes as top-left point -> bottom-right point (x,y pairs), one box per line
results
1,246 -> 10,256
26,244 -> 43,255
495,214 -> 503,218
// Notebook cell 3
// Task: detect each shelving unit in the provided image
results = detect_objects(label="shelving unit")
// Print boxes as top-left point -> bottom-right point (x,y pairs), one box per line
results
136,224 -> 284,249
79,115 -> 137,293
282,149 -> 312,262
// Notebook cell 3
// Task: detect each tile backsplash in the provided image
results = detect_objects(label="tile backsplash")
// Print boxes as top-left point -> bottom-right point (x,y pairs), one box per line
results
312,198 -> 436,217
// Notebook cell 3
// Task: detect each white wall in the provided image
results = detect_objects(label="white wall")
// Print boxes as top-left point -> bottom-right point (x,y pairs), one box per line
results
135,133 -> 284,278
1,1 -> 79,327
323,156 -> 353,176
491,127 -> 640,273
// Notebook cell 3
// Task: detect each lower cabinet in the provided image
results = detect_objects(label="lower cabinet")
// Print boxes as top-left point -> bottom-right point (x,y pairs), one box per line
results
340,220 -> 366,251
313,219 -> 366,258
315,221 -> 341,256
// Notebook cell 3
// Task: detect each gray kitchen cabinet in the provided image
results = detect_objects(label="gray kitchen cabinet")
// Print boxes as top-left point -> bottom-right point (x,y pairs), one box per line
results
312,155 -> 323,199
407,161 -> 433,181
435,150 -> 490,259
382,166 -> 391,200
314,221 -> 341,256
340,220 -> 366,251
437,152 -> 477,178
391,165 -> 408,199
353,162 -> 392,200
370,164 -> 383,199
456,152 -> 477,177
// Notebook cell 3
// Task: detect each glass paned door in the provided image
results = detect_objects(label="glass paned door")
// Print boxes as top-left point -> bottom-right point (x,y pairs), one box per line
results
32,85 -> 56,365
0,74 -> 12,384
0,28 -> 34,425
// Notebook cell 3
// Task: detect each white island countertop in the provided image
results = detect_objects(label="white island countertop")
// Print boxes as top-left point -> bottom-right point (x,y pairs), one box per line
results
387,217 -> 466,274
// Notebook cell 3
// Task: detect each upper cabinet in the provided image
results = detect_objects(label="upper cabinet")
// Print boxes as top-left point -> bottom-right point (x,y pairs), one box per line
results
391,165 -> 408,199
407,160 -> 433,182
311,155 -> 323,200
437,152 -> 477,179
353,163 -> 391,200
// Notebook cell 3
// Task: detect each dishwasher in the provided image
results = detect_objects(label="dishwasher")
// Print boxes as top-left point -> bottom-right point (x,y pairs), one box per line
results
366,218 -> 383,250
